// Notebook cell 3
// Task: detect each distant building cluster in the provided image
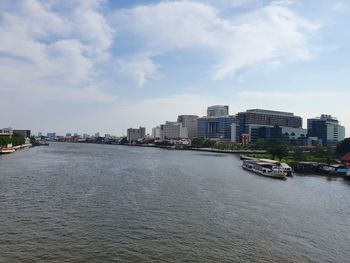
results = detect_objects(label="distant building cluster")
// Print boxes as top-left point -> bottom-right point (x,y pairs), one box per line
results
8,106 -> 345,148
127,105 -> 346,146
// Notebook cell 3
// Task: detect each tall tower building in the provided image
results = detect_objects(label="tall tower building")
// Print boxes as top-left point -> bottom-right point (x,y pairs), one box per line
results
307,114 -> 345,146
177,115 -> 198,139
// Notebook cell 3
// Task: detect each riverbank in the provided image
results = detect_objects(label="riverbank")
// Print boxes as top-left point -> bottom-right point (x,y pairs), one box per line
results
118,143 -> 267,154
0,143 -> 32,154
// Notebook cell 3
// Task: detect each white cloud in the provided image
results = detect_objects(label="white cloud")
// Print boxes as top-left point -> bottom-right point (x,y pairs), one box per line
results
114,1 -> 221,50
332,0 -> 350,14
211,3 -> 318,79
105,94 -> 215,133
116,53 -> 161,87
237,91 -> 344,99
0,0 -> 114,103
112,0 -> 319,83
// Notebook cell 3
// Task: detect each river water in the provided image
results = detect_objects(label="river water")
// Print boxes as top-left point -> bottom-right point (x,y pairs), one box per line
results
0,142 -> 349,262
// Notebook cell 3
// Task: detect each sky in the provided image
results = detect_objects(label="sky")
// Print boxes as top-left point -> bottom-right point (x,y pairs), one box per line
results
0,0 -> 349,136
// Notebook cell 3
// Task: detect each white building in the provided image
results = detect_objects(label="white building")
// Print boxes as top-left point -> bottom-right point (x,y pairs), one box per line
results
207,105 -> 229,117
127,127 -> 146,142
0,127 -> 13,135
177,115 -> 198,139
160,122 -> 188,140
152,126 -> 161,138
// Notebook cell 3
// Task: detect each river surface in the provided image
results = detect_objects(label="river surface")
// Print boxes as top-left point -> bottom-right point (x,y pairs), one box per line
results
0,143 -> 350,262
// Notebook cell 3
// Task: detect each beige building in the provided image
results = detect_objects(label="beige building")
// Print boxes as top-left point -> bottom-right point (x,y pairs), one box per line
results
160,122 -> 188,140
127,127 -> 146,143
177,115 -> 198,139
152,126 -> 161,138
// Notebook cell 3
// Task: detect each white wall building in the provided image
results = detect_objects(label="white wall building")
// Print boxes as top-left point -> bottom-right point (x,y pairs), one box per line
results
0,127 -> 13,135
160,122 -> 188,140
177,115 -> 198,139
127,127 -> 146,142
152,126 -> 161,138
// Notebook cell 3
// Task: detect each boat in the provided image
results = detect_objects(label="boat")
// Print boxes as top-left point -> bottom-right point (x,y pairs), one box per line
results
280,163 -> 294,177
32,141 -> 50,146
0,147 -> 15,154
242,159 -> 287,180
337,166 -> 350,180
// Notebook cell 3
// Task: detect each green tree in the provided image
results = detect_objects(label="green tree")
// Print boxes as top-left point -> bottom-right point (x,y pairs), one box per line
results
293,147 -> 306,162
267,140 -> 289,161
11,133 -> 25,146
0,135 -> 12,146
336,138 -> 350,158
30,136 -> 36,144
191,138 -> 204,147
255,139 -> 268,150
203,139 -> 215,148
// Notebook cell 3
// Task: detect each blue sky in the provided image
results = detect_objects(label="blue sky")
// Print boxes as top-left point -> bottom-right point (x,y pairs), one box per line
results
0,0 -> 349,136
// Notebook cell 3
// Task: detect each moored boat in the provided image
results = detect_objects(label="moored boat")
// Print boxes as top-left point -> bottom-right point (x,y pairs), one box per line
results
0,147 -> 15,154
337,166 -> 350,180
242,159 -> 287,180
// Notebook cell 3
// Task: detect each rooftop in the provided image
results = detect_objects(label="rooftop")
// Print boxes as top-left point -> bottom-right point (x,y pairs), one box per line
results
243,109 -> 296,117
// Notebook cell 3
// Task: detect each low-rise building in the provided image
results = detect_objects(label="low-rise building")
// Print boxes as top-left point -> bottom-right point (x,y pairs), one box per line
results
1,127 -> 13,135
247,125 -> 307,143
341,152 -> 350,167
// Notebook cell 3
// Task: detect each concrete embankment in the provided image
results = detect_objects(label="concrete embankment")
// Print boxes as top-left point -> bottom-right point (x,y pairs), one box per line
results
124,143 -> 266,155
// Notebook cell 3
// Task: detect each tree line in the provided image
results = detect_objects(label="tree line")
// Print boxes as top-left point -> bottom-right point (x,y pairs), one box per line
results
0,133 -> 25,147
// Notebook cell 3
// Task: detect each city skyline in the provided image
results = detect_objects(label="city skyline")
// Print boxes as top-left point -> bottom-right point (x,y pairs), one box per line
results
0,0 -> 349,136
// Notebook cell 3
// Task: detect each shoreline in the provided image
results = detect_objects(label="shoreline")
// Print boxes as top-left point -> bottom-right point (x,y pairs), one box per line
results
0,143 -> 32,154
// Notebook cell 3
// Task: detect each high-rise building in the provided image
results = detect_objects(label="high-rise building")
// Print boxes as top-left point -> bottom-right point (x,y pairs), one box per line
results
177,115 -> 198,139
307,115 -> 345,146
160,122 -> 188,140
13,130 -> 31,138
197,115 -> 236,141
236,109 -> 303,143
127,127 -> 146,143
152,126 -> 161,138
207,105 -> 229,117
